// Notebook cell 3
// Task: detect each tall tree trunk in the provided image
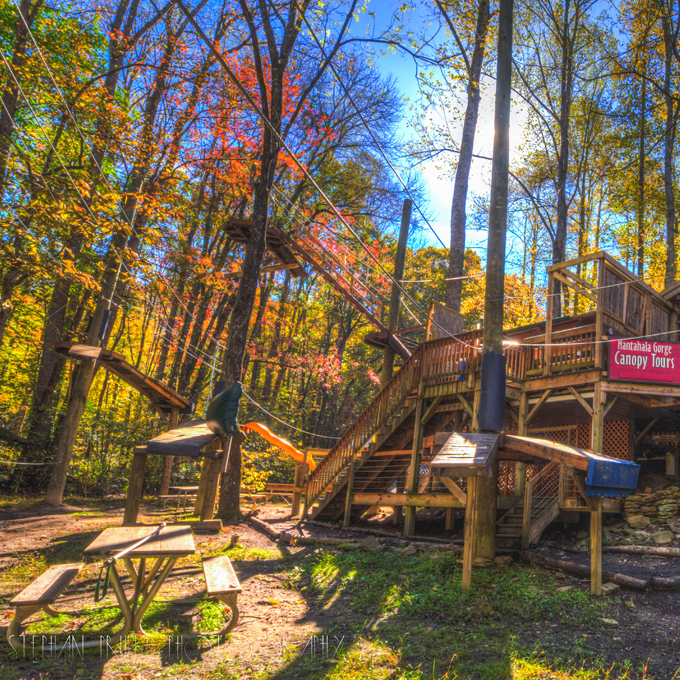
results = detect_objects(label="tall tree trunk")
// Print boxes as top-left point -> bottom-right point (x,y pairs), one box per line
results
663,14 -> 676,286
638,69 -> 646,278
443,0 -> 490,312
0,0 -> 45,196
552,0 -> 575,317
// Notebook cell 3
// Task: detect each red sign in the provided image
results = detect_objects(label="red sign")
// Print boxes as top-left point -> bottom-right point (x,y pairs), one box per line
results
609,338 -> 680,384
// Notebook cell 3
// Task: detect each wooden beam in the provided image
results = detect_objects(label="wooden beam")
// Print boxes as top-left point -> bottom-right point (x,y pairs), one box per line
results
592,382 -> 604,453
572,471 -> 596,511
559,267 -> 596,292
343,456 -> 357,528
437,476 -> 467,504
500,435 -> 590,470
526,389 -> 553,425
457,393 -> 474,419
224,262 -> 300,279
553,270 -> 598,302
546,250 -> 605,273
280,230 -> 387,331
521,369 -> 602,392
404,396 -> 425,537
591,497 -> 603,596
567,386 -> 593,418
421,396 -> 443,425
505,404 -> 519,423
603,394 -> 619,417
602,381 -> 680,399
352,493 -> 464,508
635,417 -> 660,444
462,476 -> 476,593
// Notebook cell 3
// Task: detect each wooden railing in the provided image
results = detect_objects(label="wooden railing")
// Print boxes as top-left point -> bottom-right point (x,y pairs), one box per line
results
522,461 -> 560,548
304,344 -> 423,511
304,326 -> 599,514
422,330 -> 483,388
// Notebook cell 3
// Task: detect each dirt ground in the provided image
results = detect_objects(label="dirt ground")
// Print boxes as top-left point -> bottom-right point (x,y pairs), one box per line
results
2,501 -> 680,679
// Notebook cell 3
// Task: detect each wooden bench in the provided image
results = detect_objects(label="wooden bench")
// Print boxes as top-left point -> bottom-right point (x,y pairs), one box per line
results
265,483 -> 296,504
7,563 -> 83,644
202,555 -> 242,635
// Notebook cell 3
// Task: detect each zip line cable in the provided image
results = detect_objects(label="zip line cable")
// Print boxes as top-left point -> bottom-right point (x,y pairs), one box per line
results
7,0 -> 680,385
298,10 -> 448,250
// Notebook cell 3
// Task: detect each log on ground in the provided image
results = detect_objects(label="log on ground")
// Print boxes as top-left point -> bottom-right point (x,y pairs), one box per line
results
521,551 -> 649,591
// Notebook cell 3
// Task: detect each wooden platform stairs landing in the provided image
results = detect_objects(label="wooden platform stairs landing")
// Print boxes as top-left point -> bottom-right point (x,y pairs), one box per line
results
302,341 -> 639,549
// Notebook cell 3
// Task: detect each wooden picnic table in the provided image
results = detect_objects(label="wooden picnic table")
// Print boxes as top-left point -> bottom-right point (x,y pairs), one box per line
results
83,525 -> 195,641
166,485 -> 199,512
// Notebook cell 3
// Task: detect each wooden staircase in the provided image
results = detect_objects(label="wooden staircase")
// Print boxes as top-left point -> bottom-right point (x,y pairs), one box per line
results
495,461 -> 563,548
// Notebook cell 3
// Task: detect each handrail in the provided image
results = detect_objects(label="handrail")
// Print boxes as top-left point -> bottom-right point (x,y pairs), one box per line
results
304,344 -> 424,512
304,324 -> 597,516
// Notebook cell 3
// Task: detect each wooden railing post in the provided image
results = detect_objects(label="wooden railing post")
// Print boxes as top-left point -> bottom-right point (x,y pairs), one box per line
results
522,477 -> 533,549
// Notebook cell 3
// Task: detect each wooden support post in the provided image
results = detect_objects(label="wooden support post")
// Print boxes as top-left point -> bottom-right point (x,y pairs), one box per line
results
594,256 -> 605,369
473,461 -> 498,559
194,460 -> 209,517
592,382 -> 604,453
199,458 -> 221,521
515,391 -> 528,496
291,463 -> 306,517
590,497 -> 602,596
124,449 -> 148,525
403,398 -> 425,537
381,199 -> 412,386
159,408 -> 180,497
544,274 -> 554,375
343,456 -> 356,529
445,507 -> 455,530
558,464 -> 566,507
393,470 -> 406,525
462,477 -> 477,593
522,476 -> 533,549
200,437 -> 226,522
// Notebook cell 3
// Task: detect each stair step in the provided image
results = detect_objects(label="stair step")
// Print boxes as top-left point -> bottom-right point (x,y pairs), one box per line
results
505,516 -> 523,525
497,525 -> 522,535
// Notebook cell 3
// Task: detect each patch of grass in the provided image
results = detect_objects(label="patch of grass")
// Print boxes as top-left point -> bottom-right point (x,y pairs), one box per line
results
199,541 -> 283,562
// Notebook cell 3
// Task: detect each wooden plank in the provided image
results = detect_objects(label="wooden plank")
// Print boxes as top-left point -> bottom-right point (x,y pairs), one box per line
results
430,433 -> 500,477
553,271 -> 597,302
147,421 -> 218,456
202,555 -> 242,594
567,386 -> 593,417
571,471 -> 596,511
635,417 -> 659,444
437,476 -> 467,504
84,525 -> 195,557
526,388 -> 553,425
547,250 -> 605,273
522,324 -> 596,344
352,493 -> 464,507
521,369 -> 602,392
456,393 -> 474,419
11,563 -> 83,606
462,477 -> 476,593
591,497 -> 603,595
601,381 -> 680,398
500,435 -> 590,471
559,267 -> 597,292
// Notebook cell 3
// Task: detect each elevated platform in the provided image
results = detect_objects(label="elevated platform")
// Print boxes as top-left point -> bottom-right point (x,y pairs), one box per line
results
225,219 -> 306,277
55,343 -> 190,414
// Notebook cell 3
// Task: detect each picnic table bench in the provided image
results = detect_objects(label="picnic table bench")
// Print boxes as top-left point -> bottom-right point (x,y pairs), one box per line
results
7,563 -> 84,645
202,555 -> 242,634
265,483 -> 296,504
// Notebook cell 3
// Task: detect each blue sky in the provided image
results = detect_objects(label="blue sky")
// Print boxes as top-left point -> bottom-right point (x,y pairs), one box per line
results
354,0 -> 526,259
